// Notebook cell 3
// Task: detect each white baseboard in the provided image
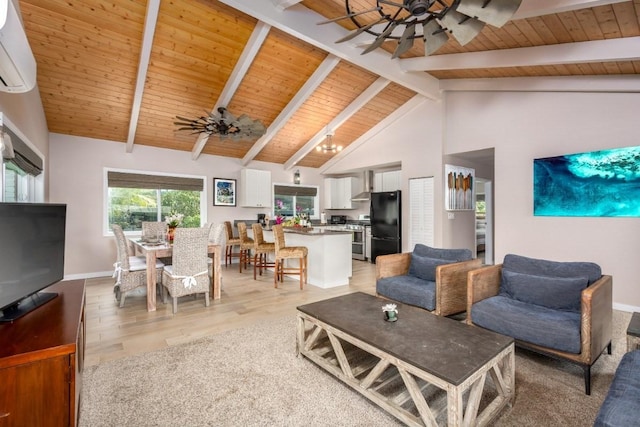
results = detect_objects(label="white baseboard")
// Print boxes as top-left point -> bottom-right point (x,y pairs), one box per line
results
64,271 -> 114,281
613,302 -> 640,313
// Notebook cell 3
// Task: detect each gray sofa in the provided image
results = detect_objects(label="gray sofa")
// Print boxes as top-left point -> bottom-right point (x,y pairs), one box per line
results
376,244 -> 481,317
466,254 -> 613,395
594,349 -> 640,426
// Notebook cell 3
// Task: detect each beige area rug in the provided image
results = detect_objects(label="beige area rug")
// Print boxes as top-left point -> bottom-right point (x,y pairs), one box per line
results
80,311 -> 631,426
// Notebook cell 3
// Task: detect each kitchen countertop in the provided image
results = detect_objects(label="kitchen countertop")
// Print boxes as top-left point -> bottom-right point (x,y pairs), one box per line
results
281,227 -> 352,235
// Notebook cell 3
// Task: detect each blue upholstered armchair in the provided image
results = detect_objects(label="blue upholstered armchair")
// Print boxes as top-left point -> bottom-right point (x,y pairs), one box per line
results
376,244 -> 482,317
466,254 -> 613,395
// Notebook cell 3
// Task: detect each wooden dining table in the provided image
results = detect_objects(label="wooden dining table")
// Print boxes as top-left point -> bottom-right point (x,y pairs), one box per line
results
129,239 -> 222,312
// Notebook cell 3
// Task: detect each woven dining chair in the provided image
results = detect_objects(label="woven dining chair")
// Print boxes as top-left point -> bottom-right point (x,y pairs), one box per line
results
224,221 -> 242,267
251,223 -> 275,280
236,222 -> 254,273
141,221 -> 173,264
272,224 -> 308,289
112,224 -> 164,307
208,223 -> 226,290
161,227 -> 211,314
141,221 -> 167,241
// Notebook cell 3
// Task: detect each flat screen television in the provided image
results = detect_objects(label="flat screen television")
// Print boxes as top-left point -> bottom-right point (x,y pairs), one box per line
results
0,202 -> 66,322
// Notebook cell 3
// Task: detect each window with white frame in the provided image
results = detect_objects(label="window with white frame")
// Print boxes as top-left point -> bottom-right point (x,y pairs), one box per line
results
1,123 -> 42,203
273,184 -> 319,219
2,162 -> 36,202
105,169 -> 205,233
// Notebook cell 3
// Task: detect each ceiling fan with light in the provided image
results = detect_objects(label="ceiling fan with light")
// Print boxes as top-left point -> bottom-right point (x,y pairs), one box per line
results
174,107 -> 266,140
320,0 -> 522,58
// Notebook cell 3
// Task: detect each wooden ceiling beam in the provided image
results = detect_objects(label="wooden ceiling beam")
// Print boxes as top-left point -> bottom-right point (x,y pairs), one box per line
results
284,77 -> 390,170
399,37 -> 640,72
125,0 -> 161,153
271,0 -> 302,10
440,75 -> 640,92
241,54 -> 341,166
514,0 -> 629,19
191,21 -> 271,160
220,0 -> 441,101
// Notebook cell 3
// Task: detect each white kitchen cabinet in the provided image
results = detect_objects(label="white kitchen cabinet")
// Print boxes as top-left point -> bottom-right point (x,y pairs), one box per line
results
239,168 -> 271,207
373,170 -> 401,192
324,177 -> 359,209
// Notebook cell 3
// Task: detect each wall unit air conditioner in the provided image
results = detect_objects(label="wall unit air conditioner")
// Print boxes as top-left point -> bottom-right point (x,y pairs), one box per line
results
0,0 -> 36,93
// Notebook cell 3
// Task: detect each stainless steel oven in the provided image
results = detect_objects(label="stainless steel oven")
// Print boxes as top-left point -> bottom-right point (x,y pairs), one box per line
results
346,224 -> 365,260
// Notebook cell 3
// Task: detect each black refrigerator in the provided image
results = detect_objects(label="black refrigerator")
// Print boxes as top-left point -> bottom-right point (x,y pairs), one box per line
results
370,190 -> 401,263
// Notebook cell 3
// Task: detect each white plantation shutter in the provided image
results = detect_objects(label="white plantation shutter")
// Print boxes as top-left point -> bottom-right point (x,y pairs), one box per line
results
409,176 -> 434,249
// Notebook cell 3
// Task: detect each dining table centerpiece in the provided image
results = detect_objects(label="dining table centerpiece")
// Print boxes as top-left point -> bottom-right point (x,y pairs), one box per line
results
165,212 -> 184,243
382,303 -> 398,322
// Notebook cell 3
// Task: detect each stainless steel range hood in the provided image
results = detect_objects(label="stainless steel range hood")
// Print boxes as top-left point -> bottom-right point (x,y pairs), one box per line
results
351,170 -> 373,202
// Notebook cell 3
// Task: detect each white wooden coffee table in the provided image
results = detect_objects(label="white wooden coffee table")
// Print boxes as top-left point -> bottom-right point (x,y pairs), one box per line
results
296,292 -> 515,427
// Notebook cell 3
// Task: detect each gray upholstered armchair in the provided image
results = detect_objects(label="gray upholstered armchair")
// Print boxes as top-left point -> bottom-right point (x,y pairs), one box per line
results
466,253 -> 612,395
376,244 -> 482,317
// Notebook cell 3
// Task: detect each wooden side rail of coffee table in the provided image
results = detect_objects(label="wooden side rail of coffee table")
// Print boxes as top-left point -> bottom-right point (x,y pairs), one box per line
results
296,293 -> 515,427
627,312 -> 640,352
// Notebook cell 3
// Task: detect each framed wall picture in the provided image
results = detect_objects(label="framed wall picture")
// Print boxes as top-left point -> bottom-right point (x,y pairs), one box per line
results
213,178 -> 236,206
445,164 -> 475,211
534,145 -> 640,217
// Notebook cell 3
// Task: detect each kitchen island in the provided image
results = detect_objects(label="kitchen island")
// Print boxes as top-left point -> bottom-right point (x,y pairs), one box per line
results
260,228 -> 353,289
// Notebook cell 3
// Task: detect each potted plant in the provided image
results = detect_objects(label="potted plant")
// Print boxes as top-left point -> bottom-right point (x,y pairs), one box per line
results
382,303 -> 398,322
165,212 -> 184,243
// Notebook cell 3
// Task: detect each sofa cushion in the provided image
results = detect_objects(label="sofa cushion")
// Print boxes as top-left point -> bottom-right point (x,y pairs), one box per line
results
503,254 -> 602,285
471,295 -> 582,354
594,350 -> 640,427
500,269 -> 589,312
376,275 -> 436,311
408,254 -> 452,282
413,244 -> 472,262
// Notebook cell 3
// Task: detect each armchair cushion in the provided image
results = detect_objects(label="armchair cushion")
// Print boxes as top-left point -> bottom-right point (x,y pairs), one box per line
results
500,269 -> 589,313
376,275 -> 436,311
413,244 -> 472,262
470,295 -> 582,354
408,254 -> 452,282
503,254 -> 601,285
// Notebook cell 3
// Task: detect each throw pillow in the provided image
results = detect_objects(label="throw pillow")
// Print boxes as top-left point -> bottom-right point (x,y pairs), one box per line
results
413,244 -> 472,262
408,254 -> 452,282
503,254 -> 602,285
501,269 -> 589,312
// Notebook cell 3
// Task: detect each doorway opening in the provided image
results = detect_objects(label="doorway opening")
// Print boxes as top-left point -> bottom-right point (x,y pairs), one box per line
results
475,179 -> 493,265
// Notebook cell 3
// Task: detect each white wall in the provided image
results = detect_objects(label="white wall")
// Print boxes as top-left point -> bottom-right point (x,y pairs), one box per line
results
444,90 -> 640,308
325,98 -> 446,251
49,134 -> 324,276
0,88 -> 50,198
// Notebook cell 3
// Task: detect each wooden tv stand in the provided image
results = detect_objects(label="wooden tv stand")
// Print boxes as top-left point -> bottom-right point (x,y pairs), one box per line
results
0,279 -> 86,427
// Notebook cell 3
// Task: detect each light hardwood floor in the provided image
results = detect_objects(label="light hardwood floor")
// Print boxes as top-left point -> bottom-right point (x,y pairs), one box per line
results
84,260 -> 378,366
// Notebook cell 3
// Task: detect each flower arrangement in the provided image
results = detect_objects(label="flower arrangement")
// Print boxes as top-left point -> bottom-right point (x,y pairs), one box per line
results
275,199 -> 285,225
382,303 -> 398,322
382,303 -> 398,314
165,212 -> 184,228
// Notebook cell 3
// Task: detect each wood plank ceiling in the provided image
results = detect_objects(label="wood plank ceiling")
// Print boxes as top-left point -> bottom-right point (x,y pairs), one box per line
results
17,0 -> 640,170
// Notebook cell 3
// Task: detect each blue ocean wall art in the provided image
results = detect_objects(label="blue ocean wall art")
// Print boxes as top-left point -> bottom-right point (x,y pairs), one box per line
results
534,145 -> 640,217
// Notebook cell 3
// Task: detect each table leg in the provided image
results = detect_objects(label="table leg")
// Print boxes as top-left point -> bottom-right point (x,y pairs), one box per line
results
146,250 -> 157,311
213,245 -> 221,300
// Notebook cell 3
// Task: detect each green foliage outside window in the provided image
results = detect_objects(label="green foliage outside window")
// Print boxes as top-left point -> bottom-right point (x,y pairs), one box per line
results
273,195 -> 316,218
109,188 -> 201,231
476,200 -> 486,214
